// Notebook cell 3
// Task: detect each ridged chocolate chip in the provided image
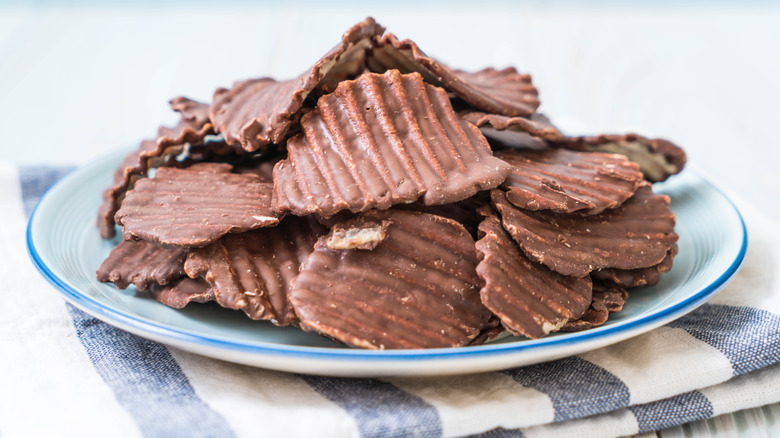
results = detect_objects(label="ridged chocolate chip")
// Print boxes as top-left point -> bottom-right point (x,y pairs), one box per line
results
497,148 -> 643,215
561,281 -> 628,332
116,163 -> 280,248
184,217 -> 325,326
209,18 -> 385,152
272,70 -> 511,218
290,209 -> 493,349
492,184 -> 678,277
96,239 -> 187,290
476,208 -> 592,339
369,33 -> 540,117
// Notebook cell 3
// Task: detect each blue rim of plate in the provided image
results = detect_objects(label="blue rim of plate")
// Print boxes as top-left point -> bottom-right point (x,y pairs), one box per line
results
26,156 -> 748,362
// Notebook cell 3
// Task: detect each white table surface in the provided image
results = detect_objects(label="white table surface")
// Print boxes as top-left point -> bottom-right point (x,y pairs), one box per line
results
2,2 -> 779,436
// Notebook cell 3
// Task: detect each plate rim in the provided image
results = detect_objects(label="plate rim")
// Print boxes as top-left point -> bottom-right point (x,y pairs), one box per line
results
25,149 -> 748,363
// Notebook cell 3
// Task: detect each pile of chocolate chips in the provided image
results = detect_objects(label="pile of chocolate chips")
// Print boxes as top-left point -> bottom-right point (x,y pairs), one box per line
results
96,17 -> 685,349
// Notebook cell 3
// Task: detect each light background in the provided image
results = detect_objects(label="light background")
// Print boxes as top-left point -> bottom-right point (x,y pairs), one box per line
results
2,2 -> 779,435
1,1 -> 778,219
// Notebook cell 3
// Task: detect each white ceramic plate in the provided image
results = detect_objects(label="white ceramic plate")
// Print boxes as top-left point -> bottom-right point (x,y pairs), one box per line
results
27,148 -> 747,377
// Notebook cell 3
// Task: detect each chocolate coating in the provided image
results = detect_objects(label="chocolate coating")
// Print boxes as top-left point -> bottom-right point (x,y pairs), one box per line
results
593,244 -> 678,288
460,112 -> 561,150
492,184 -> 678,277
149,277 -> 215,309
561,280 -> 628,332
461,112 -> 686,182
290,209 -> 493,349
116,163 -> 280,248
97,140 -> 157,239
97,97 -> 218,238
467,317 -> 506,346
476,209 -> 592,339
497,148 -> 643,215
165,96 -> 212,138
556,134 -> 686,182
185,216 -> 324,325
461,111 -> 563,142
96,239 -> 186,290
209,18 -> 385,151
92,17 -> 688,349
369,33 -> 540,117
233,156 -> 281,183
396,193 -> 489,237
272,70 -> 512,217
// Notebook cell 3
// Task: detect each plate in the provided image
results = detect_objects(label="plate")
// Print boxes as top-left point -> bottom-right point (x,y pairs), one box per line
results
27,147 -> 747,377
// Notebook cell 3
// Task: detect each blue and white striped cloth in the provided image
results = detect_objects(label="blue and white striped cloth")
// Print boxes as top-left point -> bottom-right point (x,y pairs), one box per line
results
3,163 -> 780,438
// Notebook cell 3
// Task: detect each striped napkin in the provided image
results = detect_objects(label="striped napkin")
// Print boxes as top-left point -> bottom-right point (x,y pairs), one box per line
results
3,163 -> 780,438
